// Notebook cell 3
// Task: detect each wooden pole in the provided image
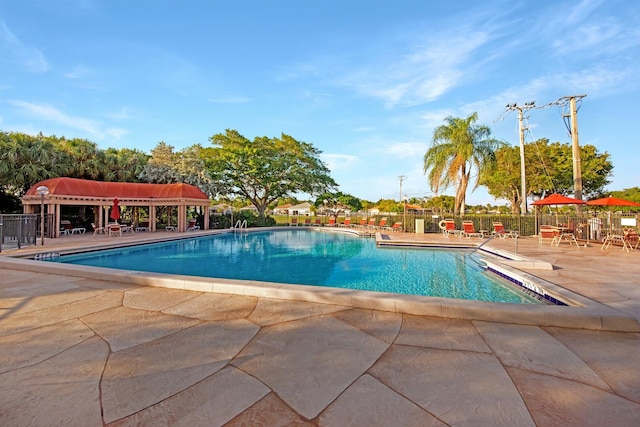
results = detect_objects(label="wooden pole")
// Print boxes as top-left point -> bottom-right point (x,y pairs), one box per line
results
518,108 -> 527,216
569,96 -> 583,212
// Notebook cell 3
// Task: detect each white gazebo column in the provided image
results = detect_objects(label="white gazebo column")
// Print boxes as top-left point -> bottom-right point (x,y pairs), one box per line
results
150,205 -> 156,232
178,205 -> 187,232
54,203 -> 61,238
203,204 -> 210,230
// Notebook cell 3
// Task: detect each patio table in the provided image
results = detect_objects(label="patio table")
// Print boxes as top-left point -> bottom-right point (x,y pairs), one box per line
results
601,234 -> 630,252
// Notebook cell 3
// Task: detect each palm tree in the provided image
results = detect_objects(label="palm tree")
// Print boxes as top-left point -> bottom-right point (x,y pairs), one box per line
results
424,113 -> 503,215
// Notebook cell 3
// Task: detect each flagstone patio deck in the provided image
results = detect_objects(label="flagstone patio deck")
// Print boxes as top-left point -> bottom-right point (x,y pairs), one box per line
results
1,229 -> 639,426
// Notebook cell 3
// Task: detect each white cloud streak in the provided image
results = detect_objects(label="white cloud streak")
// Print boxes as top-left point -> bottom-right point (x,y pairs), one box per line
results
0,22 -> 49,72
321,153 -> 360,172
8,100 -> 127,141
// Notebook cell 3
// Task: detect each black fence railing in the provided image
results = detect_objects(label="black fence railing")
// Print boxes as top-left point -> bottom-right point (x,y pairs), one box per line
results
0,214 -> 40,252
278,212 -> 639,240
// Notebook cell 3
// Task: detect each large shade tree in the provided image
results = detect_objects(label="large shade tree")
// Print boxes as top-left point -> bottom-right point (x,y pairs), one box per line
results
423,113 -> 504,215
205,129 -> 337,224
314,192 -> 363,219
481,138 -> 613,212
138,141 -> 218,197
0,131 -> 67,195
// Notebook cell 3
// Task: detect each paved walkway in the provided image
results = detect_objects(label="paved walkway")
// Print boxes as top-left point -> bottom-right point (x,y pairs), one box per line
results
1,230 -> 639,426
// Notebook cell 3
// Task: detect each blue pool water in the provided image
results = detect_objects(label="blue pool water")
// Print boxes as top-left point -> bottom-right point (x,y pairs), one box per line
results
56,229 -> 540,304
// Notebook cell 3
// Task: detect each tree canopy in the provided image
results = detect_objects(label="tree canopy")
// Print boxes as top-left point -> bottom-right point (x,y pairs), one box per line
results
0,131 -> 148,196
424,113 -> 504,215
205,130 -> 337,222
139,142 -> 218,197
314,192 -> 363,218
481,138 -> 613,212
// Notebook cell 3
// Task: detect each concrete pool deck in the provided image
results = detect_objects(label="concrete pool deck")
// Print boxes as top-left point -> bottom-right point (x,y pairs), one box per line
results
1,229 -> 639,425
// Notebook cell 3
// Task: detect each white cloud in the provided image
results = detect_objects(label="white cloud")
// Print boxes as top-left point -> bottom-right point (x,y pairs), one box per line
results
8,100 -> 131,142
63,64 -> 92,79
341,30 -> 490,108
0,22 -> 49,73
321,153 -> 359,172
105,107 -> 133,121
10,100 -> 101,134
104,128 -> 128,141
385,142 -> 428,159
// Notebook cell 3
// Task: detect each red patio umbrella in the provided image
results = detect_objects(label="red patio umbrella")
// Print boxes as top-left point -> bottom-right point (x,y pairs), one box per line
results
586,196 -> 640,238
110,198 -> 121,222
532,194 -> 586,236
531,193 -> 586,206
586,196 -> 640,207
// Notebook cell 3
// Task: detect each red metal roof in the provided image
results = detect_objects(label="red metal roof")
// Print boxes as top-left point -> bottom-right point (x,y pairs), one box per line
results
25,177 -> 209,200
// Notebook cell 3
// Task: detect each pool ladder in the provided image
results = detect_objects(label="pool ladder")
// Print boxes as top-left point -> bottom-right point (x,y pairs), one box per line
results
469,231 -> 518,255
233,220 -> 248,232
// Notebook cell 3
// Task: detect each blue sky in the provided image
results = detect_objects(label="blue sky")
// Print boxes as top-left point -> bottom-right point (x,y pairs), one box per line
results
1,0 -> 639,205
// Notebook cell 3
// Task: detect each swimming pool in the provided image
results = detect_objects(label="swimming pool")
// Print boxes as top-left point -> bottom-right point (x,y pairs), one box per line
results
54,229 -> 541,304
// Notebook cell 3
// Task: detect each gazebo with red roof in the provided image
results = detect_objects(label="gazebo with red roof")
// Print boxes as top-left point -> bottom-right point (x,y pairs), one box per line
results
22,177 -> 211,236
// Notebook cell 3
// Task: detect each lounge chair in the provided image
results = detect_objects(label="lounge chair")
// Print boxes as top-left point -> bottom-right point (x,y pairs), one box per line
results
492,222 -> 518,239
354,218 -> 367,228
442,219 -> 462,237
462,220 -> 485,239
383,222 -> 402,232
326,218 -> 336,226
303,217 -> 312,226
135,221 -> 150,232
366,218 -> 376,229
376,217 -> 388,230
313,218 -> 322,226
187,219 -> 200,231
338,218 -> 351,227
289,217 -> 298,227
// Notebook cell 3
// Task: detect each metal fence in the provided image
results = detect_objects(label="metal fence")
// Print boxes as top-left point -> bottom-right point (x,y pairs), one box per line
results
0,214 -> 53,252
307,212 -> 639,241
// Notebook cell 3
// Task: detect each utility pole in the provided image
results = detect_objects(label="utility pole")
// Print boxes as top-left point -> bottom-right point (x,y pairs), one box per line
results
398,175 -> 406,202
568,96 -> 584,204
503,102 -> 535,215
545,95 -> 587,211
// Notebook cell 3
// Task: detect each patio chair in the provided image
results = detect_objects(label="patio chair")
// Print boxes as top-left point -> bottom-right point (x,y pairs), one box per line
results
462,220 -> 485,239
108,223 -> 122,238
539,225 -> 560,245
92,223 -> 106,237
624,230 -> 639,251
492,222 -> 518,239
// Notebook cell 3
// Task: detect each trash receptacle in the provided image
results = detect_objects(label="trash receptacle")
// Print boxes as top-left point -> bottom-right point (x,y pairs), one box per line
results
415,219 -> 424,234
